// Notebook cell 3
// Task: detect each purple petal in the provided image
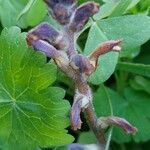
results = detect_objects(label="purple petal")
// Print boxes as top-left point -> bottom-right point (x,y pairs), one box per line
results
70,99 -> 82,130
27,22 -> 67,49
44,0 -> 77,25
70,54 -> 94,75
44,0 -> 76,8
68,143 -> 84,150
69,2 -> 100,32
99,116 -> 138,134
31,39 -> 59,58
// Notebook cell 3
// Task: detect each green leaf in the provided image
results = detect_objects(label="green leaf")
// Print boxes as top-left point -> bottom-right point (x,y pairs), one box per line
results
122,88 -> 150,142
55,146 -> 68,150
94,0 -> 120,20
0,0 -> 47,28
130,76 -> 150,94
26,0 -> 47,26
122,46 -> 141,59
97,15 -> 150,57
84,15 -> 150,84
133,0 -> 150,14
94,86 -> 150,142
17,0 -> 36,21
94,85 -> 114,148
94,0 -> 132,20
84,22 -> 119,84
117,62 -> 150,77
0,27 -> 74,149
135,40 -> 150,64
78,132 -> 97,144
127,0 -> 140,10
109,0 -> 131,17
93,86 -> 131,143
93,85 -> 124,117
79,0 -> 103,5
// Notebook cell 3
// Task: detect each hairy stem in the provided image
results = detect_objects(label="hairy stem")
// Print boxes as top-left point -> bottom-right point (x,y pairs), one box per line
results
85,103 -> 106,148
73,78 -> 106,147
64,27 -> 77,57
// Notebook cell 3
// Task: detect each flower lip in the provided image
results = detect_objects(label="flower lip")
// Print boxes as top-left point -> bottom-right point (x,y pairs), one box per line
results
27,22 -> 68,49
69,2 -> 100,32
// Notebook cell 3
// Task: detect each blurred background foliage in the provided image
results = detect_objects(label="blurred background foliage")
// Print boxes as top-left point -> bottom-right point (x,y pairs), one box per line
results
0,0 -> 150,150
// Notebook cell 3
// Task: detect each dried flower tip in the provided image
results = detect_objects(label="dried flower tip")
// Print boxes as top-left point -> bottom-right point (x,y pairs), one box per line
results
113,45 -> 121,51
89,40 -> 122,70
44,0 -> 76,25
98,117 -> 138,134
69,2 -> 100,32
27,22 -> 67,49
90,40 -> 122,61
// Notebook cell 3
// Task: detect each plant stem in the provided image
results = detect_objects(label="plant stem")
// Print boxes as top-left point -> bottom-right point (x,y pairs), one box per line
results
85,102 -> 106,149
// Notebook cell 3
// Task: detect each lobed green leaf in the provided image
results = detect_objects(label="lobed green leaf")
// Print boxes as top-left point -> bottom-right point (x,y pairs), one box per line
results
0,27 -> 74,149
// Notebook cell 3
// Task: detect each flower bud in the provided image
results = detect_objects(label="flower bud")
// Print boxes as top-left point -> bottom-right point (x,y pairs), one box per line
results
44,0 -> 77,25
27,22 -> 67,49
70,99 -> 82,130
89,40 -> 122,69
98,117 -> 138,134
70,54 -> 94,75
44,0 -> 76,8
69,2 -> 100,32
